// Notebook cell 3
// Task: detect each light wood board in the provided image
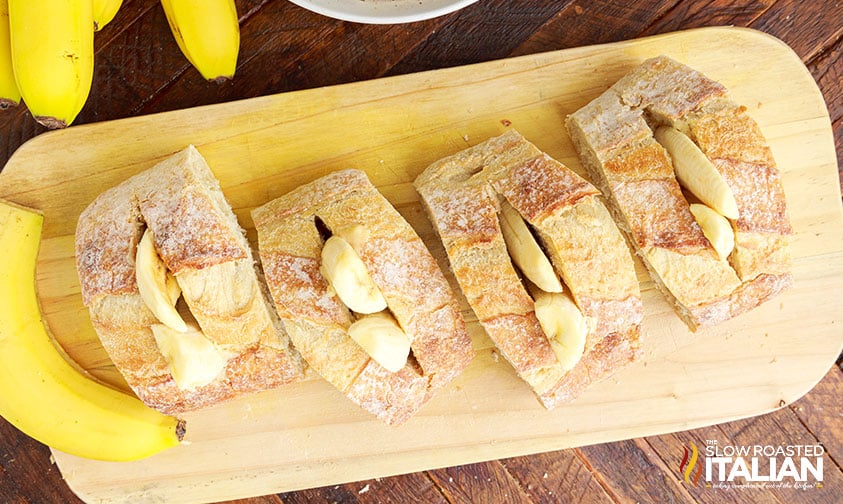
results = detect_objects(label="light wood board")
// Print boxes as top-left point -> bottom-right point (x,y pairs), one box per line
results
0,27 -> 840,503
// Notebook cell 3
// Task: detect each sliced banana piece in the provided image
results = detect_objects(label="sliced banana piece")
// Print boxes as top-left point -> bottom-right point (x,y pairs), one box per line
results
320,234 -> 387,314
151,323 -> 228,391
689,203 -> 736,260
533,290 -> 588,371
347,312 -> 411,373
136,229 -> 187,332
499,200 -> 564,293
654,126 -> 739,220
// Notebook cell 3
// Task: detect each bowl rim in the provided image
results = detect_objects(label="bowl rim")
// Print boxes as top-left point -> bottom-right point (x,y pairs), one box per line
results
286,0 -> 480,24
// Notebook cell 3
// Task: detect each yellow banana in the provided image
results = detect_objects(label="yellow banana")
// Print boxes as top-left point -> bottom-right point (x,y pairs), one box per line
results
0,199 -> 185,462
160,0 -> 239,82
8,0 -> 94,128
93,0 -> 122,31
0,0 -> 20,108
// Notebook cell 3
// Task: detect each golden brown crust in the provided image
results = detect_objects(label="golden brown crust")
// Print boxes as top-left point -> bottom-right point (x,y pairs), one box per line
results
566,56 -> 791,329
538,326 -> 640,407
76,181 -> 144,303
493,154 -> 599,222
415,129 -> 642,408
252,169 -> 474,425
612,178 -> 713,252
614,56 -> 730,123
76,146 -> 305,414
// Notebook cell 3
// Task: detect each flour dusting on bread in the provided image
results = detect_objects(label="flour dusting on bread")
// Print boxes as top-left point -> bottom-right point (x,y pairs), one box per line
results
75,146 -> 305,414
566,56 -> 792,330
415,129 -> 642,408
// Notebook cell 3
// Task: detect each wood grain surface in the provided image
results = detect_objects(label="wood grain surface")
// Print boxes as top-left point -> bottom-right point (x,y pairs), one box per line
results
0,1 -> 840,503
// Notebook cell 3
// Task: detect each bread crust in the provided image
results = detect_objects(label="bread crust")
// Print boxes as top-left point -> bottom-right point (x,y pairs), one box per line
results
76,146 -> 305,414
415,129 -> 642,408
252,169 -> 474,425
566,56 -> 792,330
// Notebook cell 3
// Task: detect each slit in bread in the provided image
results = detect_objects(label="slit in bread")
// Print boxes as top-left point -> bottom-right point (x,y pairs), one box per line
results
75,145 -> 306,414
566,56 -> 792,330
414,129 -> 643,408
251,169 -> 474,425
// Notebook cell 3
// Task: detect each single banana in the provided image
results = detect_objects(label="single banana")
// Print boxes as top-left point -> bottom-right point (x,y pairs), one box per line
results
654,126 -> 739,219
347,312 -> 411,373
136,228 -> 188,332
0,200 -> 185,461
320,234 -> 388,315
689,203 -> 735,260
7,0 -> 94,128
93,0 -> 122,31
499,199 -> 564,293
0,0 -> 20,108
533,290 -> 588,371
160,0 -> 239,82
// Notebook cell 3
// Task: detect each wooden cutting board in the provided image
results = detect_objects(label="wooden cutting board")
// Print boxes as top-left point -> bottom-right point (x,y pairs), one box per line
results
0,27 -> 840,503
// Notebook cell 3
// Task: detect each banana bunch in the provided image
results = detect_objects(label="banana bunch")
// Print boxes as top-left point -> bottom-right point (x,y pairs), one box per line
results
5,0 -> 97,128
1,0 -> 239,129
161,0 -> 240,82
94,0 -> 123,32
0,0 -> 19,108
0,199 -> 185,462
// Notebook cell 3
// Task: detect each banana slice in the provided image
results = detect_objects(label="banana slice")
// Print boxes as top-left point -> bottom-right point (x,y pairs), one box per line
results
499,200 -> 564,293
320,234 -> 387,314
689,203 -> 736,260
533,290 -> 588,371
347,312 -> 411,373
151,323 -> 228,391
654,126 -> 739,220
136,229 -> 187,332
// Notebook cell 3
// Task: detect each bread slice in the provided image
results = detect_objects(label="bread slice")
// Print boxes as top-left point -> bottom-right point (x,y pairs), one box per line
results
414,129 -> 642,408
251,169 -> 474,425
566,56 -> 792,330
76,145 -> 305,414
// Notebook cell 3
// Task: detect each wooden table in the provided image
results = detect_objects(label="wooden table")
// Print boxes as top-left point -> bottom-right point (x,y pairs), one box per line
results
1,1 -> 840,502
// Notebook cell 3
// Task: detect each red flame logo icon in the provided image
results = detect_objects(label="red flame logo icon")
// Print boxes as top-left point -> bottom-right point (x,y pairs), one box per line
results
679,441 -> 704,486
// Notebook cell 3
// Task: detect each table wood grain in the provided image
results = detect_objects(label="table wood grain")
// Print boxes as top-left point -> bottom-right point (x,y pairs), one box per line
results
0,1 -> 840,502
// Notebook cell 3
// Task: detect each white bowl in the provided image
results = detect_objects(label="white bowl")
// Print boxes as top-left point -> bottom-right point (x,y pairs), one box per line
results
288,0 -> 480,24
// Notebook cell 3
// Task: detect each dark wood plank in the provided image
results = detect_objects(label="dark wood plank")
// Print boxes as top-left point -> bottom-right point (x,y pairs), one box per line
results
0,418 -> 84,503
808,36 -> 842,186
579,438 -> 695,503
354,473 -> 448,504
227,495 -> 284,504
639,0 -> 774,38
714,402 -> 842,502
790,366 -> 843,472
808,37 -> 843,187
278,483 -> 363,504
139,3 -> 447,115
387,0 -> 566,75
511,0 -> 678,56
278,472 -> 447,504
501,449 -> 615,503
641,367 -> 842,504
645,426 -> 759,504
428,460 -> 534,503
750,1 -> 843,61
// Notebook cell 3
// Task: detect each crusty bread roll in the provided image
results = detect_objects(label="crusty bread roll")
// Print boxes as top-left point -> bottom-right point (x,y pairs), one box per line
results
75,145 -> 305,414
414,129 -> 642,408
252,169 -> 474,425
566,56 -> 792,330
